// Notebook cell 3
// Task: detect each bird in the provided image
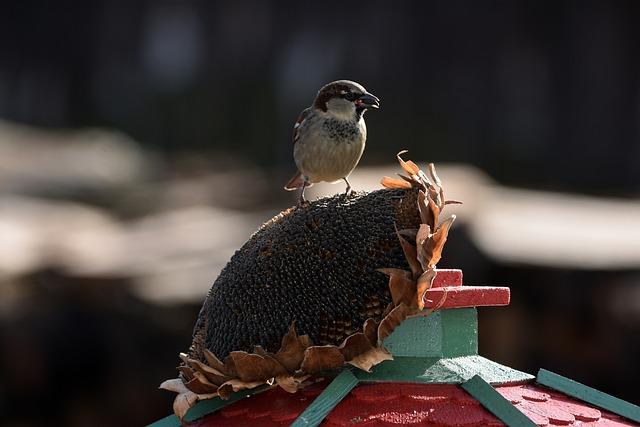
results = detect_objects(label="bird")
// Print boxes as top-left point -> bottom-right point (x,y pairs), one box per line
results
284,80 -> 380,204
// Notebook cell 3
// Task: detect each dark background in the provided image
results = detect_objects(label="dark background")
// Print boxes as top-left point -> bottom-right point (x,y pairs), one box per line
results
1,1 -> 639,425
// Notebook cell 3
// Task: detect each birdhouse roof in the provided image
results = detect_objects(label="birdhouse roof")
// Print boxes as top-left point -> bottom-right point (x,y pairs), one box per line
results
181,379 -> 637,426
151,269 -> 640,427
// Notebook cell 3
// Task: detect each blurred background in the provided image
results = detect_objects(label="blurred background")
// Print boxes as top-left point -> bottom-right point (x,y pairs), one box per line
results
1,0 -> 639,425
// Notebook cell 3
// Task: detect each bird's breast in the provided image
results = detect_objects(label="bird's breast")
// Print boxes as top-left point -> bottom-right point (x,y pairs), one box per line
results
294,118 -> 367,183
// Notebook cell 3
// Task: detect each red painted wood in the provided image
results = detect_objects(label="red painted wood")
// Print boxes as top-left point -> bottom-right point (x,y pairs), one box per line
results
518,400 -> 575,425
548,397 -> 601,422
495,384 -> 621,427
432,269 -> 463,288
599,413 -> 639,426
189,381 -> 625,426
520,387 -> 551,403
512,403 -> 550,426
423,286 -> 510,309
429,402 -> 503,426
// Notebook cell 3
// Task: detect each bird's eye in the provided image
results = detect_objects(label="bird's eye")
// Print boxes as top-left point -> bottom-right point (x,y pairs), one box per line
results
343,92 -> 358,101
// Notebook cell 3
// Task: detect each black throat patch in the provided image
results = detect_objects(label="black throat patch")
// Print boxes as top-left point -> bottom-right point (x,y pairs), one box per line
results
322,118 -> 361,144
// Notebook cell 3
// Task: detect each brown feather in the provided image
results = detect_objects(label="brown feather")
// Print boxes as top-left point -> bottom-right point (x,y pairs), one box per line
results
284,172 -> 313,191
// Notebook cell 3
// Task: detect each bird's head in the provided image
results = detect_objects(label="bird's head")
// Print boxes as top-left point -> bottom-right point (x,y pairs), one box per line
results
313,80 -> 380,120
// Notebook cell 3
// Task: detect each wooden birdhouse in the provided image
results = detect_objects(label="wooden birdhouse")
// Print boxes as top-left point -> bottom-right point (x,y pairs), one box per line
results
150,269 -> 640,426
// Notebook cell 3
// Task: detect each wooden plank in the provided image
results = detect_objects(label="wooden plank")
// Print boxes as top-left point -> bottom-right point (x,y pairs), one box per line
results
432,269 -> 463,287
384,308 -> 478,358
537,368 -> 640,423
423,286 -> 510,309
146,414 -> 180,427
461,375 -> 537,427
291,370 -> 359,427
146,387 -> 266,427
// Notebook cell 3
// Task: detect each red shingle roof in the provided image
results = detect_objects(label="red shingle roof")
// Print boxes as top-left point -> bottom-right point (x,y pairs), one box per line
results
187,379 -> 636,426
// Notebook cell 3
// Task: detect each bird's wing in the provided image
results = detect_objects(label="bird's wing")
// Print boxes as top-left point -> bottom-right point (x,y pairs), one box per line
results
292,107 -> 312,145
285,107 -> 313,191
284,171 -> 307,191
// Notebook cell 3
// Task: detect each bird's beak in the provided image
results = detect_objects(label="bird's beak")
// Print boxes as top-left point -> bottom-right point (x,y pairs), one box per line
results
356,92 -> 380,109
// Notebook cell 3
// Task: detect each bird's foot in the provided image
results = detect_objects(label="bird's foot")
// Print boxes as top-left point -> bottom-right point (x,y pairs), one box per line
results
341,188 -> 355,200
297,199 -> 310,208
342,178 -> 354,199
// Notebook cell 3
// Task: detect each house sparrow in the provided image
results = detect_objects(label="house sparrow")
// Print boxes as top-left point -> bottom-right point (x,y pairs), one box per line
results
284,80 -> 380,204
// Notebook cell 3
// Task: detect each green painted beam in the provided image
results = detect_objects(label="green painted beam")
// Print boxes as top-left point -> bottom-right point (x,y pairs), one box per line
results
291,369 -> 359,427
354,355 -> 533,385
384,308 -> 478,358
537,368 -> 640,423
147,414 -> 179,427
147,387 -> 267,427
462,375 -> 537,427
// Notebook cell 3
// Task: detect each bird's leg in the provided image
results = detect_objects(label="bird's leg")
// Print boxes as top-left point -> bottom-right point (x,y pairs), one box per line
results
299,180 -> 309,205
343,177 -> 353,197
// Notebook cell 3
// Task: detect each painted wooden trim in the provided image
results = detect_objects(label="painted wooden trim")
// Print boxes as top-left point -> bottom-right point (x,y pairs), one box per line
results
461,375 -> 537,427
423,286 -> 510,309
384,308 -> 478,358
536,368 -> 640,423
432,269 -> 463,287
291,370 -> 359,427
146,414 -> 179,427
146,387 -> 265,427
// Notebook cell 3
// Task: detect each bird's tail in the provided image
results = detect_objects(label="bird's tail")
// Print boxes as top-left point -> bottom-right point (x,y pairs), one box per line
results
284,172 -> 312,191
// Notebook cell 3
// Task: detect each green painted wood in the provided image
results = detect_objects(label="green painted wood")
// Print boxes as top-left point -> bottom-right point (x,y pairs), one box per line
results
462,375 -> 537,427
146,387 -> 267,427
355,355 -> 533,384
146,414 -> 180,427
383,308 -> 478,358
537,368 -> 640,423
443,308 -> 478,357
355,357 -> 440,382
291,369 -> 359,427
419,355 -> 534,384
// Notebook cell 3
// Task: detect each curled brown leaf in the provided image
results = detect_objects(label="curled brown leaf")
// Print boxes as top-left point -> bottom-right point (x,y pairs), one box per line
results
203,349 -> 229,375
397,173 -> 416,185
424,215 -> 456,269
185,357 -> 230,385
338,332 -> 375,361
395,227 -> 421,278
300,346 -> 345,374
227,352 -> 288,382
348,347 -> 393,372
177,365 -> 194,381
161,378 -> 217,420
363,318 -> 379,346
415,224 -> 431,271
381,176 -> 413,189
192,371 -> 218,390
276,375 -> 310,393
416,269 -> 436,311
253,345 -> 268,356
377,303 -> 412,344
274,322 -> 312,373
173,390 -> 198,420
377,268 -> 416,307
160,378 -> 190,394
397,150 -> 421,175
427,163 -> 442,187
427,186 -> 441,209
417,190 -> 430,225
397,228 -> 418,243
184,376 -> 218,394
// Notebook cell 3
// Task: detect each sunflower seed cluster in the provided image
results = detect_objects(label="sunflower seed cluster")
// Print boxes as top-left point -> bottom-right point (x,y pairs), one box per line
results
189,188 -> 420,360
